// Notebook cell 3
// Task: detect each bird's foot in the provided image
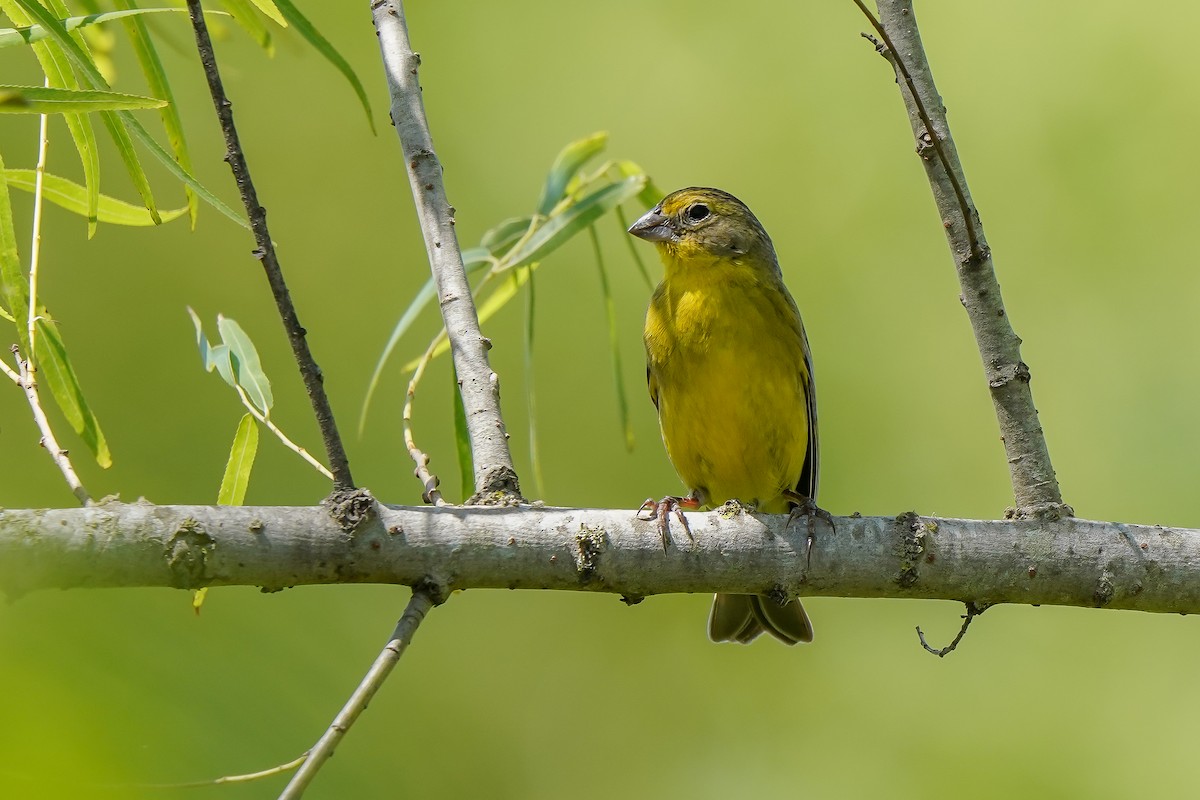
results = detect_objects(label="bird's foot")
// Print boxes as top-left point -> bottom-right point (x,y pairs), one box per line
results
782,491 -> 835,568
637,494 -> 701,552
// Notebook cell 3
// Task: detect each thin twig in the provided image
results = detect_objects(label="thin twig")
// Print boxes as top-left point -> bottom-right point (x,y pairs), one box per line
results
278,589 -> 436,800
12,348 -> 89,506
26,79 -> 49,361
233,384 -> 333,481
372,0 -> 522,502
403,337 -> 446,505
183,0 -> 354,491
916,602 -> 991,657
858,0 -> 1068,518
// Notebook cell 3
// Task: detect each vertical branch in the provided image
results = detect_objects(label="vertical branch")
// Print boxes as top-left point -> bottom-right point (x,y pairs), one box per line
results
184,0 -> 355,491
866,0 -> 1069,518
372,0 -> 522,503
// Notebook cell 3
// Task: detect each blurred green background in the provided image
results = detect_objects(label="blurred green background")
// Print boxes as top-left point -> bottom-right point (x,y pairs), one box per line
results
3,1 -> 1200,797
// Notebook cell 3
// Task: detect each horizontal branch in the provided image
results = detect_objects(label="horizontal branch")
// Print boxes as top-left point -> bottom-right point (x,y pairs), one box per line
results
0,502 -> 1191,614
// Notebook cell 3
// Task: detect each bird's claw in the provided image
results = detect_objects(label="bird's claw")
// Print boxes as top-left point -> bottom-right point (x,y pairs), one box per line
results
783,492 -> 835,568
637,495 -> 698,552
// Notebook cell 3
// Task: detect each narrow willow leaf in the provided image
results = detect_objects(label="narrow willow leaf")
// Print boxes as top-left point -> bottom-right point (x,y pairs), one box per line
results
589,225 -> 634,451
218,413 -> 258,505
219,0 -> 273,55
1,0 -> 101,236
536,132 -> 607,216
272,0 -> 375,134
34,316 -> 112,468
123,113 -> 247,231
0,7 -> 188,48
5,169 -> 187,225
246,0 -> 286,27
113,0 -> 198,227
523,267 -> 544,496
188,306 -> 236,386
358,250 -> 492,435
614,204 -> 654,290
502,175 -> 646,271
10,0 -> 248,231
217,314 -> 273,413
0,84 -> 166,112
0,154 -> 29,337
450,364 -> 472,502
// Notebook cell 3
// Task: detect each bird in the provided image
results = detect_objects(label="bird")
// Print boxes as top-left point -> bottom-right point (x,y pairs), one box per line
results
628,186 -> 826,645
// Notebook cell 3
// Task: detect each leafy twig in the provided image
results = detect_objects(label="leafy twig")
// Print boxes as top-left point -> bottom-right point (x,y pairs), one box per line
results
278,589 -> 436,800
372,0 -> 521,502
858,0 -> 1069,519
183,0 -> 354,490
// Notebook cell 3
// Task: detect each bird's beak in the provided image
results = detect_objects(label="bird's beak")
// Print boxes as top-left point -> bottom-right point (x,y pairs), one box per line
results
627,208 -> 677,243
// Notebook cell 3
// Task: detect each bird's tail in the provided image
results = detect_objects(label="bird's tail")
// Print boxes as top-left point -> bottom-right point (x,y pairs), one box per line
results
708,593 -> 813,645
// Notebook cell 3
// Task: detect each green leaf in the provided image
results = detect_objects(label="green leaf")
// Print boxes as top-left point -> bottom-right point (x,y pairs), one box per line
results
450,364 -> 472,502
217,314 -> 273,413
219,0 -> 273,55
358,250 -> 491,435
247,0 -> 286,28
34,316 -> 112,468
112,0 -> 198,227
536,132 -> 607,216
8,0 -> 249,232
501,175 -> 647,271
5,169 -> 187,226
218,413 -> 258,505
188,306 -> 236,386
1,0 -> 101,237
480,216 -> 533,257
124,112 -> 248,231
589,225 -> 634,451
272,0 -> 374,134
0,153 -> 29,339
0,84 -> 166,112
0,7 -> 191,48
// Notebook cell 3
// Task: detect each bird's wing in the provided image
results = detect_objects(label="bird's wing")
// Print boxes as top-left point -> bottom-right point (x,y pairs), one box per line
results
796,319 -> 819,502
646,363 -> 660,411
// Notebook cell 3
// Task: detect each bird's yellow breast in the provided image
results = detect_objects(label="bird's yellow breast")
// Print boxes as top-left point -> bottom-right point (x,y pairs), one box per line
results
645,258 -> 809,514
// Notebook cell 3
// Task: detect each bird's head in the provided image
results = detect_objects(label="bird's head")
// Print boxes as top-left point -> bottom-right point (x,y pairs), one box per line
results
627,187 -> 777,270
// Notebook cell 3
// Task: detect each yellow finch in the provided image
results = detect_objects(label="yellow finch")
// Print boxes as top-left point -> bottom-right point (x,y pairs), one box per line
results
629,187 -> 823,645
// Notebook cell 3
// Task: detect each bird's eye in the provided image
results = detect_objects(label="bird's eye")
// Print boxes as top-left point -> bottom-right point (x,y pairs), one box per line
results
685,203 -> 710,222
